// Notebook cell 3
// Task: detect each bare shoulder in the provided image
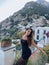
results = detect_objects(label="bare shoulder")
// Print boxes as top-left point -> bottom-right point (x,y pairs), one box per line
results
22,34 -> 27,40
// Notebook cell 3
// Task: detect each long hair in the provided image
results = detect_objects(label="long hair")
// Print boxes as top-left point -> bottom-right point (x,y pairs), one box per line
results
26,28 -> 34,46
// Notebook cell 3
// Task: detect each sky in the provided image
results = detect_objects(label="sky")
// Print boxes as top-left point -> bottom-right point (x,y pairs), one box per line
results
0,0 -> 49,22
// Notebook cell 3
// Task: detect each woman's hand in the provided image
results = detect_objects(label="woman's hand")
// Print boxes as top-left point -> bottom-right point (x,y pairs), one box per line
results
41,50 -> 47,56
32,40 -> 47,56
39,47 -> 47,56
38,47 -> 47,56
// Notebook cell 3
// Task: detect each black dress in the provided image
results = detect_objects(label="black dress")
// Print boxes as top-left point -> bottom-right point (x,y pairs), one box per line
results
14,39 -> 31,65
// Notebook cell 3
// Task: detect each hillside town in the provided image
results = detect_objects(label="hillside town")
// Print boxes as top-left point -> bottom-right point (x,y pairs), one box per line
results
0,0 -> 49,65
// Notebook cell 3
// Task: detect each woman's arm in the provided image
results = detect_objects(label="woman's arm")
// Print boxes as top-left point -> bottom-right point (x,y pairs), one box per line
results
32,40 -> 47,56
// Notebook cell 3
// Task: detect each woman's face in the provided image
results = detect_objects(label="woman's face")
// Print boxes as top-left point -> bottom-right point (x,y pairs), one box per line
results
26,29 -> 31,36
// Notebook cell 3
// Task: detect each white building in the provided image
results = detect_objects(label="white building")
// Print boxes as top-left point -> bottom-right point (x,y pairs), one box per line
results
34,27 -> 49,46
0,44 -> 16,65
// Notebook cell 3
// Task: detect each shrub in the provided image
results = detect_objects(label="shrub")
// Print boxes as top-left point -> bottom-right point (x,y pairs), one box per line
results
14,50 -> 47,65
15,50 -> 22,60
16,45 -> 22,50
18,30 -> 25,38
1,37 -> 12,42
1,37 -> 12,47
43,45 -> 49,63
27,51 -> 47,65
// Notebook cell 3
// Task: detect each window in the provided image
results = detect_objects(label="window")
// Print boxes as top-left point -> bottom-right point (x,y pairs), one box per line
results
43,36 -> 45,40
43,30 -> 46,34
37,35 -> 39,40
37,30 -> 39,34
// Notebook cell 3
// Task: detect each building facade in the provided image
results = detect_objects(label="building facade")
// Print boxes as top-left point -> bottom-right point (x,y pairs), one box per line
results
34,27 -> 49,46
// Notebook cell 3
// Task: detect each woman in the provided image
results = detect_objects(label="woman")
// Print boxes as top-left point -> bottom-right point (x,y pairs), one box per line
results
14,28 -> 47,65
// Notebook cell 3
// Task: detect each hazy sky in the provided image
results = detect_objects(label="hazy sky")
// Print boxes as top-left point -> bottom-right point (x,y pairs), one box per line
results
0,0 -> 49,22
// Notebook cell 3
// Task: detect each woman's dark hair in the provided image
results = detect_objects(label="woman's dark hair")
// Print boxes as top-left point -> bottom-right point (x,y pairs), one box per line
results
26,28 -> 34,46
